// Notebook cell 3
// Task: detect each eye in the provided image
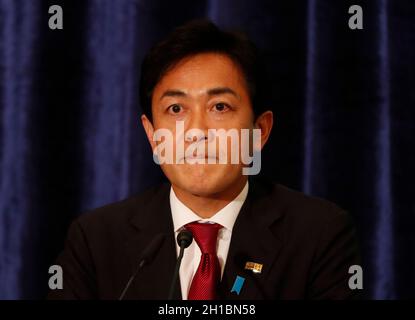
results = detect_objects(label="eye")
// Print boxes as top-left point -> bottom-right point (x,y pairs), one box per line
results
168,104 -> 183,114
213,103 -> 230,112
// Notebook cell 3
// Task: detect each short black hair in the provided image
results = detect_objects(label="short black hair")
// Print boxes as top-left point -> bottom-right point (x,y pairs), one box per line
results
139,19 -> 270,121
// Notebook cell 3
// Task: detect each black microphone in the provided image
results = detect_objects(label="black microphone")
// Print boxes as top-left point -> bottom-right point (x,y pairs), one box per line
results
167,229 -> 193,300
118,233 -> 165,300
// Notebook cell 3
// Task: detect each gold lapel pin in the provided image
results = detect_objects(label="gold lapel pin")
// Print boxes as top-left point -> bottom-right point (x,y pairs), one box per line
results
244,261 -> 263,274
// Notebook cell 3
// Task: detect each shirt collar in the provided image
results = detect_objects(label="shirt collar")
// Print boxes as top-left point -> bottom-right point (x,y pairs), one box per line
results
170,181 -> 249,233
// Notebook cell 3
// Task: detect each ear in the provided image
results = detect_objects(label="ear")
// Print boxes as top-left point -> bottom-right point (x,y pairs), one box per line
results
141,114 -> 156,151
254,111 -> 274,149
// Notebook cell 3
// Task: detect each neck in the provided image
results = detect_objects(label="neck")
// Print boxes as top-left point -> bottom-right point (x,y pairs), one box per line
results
172,177 -> 248,219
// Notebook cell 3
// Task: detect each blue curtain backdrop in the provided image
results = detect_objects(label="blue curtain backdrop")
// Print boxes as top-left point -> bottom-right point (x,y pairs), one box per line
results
0,0 -> 414,299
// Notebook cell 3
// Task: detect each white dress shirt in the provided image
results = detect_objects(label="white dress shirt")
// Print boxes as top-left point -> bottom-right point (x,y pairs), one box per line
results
169,181 -> 249,300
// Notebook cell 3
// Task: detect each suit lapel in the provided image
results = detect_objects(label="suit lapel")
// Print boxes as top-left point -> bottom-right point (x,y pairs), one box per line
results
219,179 -> 284,300
122,179 -> 283,300
124,184 -> 182,300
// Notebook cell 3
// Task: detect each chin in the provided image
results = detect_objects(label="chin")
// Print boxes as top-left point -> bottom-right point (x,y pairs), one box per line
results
170,165 -> 236,195
182,173 -> 224,196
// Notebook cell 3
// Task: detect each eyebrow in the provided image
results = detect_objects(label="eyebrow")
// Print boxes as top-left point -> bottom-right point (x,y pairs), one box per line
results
159,90 -> 186,100
207,87 -> 239,99
159,87 -> 240,101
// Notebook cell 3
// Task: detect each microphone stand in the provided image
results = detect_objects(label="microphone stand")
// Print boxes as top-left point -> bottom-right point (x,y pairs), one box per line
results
168,230 -> 193,300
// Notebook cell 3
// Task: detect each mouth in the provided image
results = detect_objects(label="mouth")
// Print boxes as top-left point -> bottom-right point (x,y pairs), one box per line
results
183,155 -> 218,161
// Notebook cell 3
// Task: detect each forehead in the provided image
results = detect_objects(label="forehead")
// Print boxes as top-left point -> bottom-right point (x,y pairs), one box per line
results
152,52 -> 249,99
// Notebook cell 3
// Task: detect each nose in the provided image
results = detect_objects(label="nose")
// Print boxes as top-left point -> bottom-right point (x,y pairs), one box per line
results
186,107 -> 209,142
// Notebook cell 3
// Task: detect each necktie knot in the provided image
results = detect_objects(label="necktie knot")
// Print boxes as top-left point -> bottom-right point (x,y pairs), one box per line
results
185,222 -> 222,254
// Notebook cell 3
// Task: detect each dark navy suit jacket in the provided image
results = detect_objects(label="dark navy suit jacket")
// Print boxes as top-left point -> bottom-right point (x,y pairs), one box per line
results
48,178 -> 361,300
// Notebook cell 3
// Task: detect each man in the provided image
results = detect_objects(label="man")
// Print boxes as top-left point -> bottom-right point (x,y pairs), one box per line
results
48,20 -> 361,300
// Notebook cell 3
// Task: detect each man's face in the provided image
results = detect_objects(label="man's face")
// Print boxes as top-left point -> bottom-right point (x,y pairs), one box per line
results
142,52 -> 256,197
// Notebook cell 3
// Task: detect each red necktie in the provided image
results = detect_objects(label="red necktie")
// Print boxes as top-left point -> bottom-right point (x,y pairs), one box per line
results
185,222 -> 222,300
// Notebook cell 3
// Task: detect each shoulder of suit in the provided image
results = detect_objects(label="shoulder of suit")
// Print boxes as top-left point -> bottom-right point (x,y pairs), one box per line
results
250,178 -> 349,225
73,183 -> 170,232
